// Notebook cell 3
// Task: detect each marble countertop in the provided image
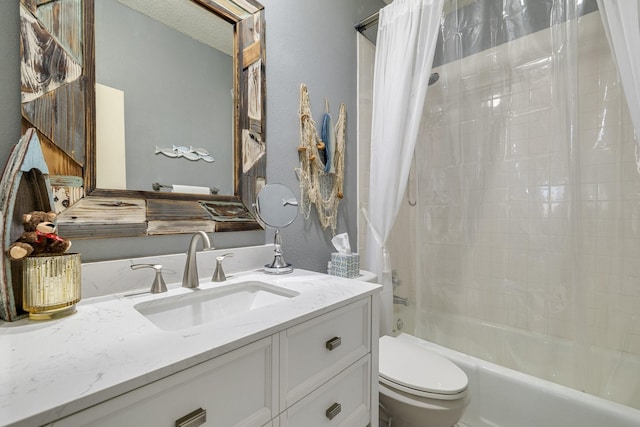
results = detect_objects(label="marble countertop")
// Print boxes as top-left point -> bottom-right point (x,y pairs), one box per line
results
0,266 -> 380,427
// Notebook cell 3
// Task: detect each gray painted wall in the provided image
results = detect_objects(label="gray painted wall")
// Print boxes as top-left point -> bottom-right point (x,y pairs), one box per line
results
0,2 -> 20,168
0,0 -> 384,271
262,0 -> 383,273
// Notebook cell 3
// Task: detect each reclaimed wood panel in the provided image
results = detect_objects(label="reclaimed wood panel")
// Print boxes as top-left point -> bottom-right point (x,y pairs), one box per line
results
56,196 -> 145,223
237,9 -> 266,211
22,79 -> 86,166
148,217 -> 263,234
147,199 -> 211,221
215,220 -> 262,232
34,0 -> 83,63
19,3 -> 82,103
213,0 -> 251,19
147,220 -> 217,235
243,41 -> 260,68
58,223 -> 148,239
56,196 -> 147,238
197,0 -> 244,22
49,175 -> 84,213
230,0 -> 259,14
21,118 -> 84,177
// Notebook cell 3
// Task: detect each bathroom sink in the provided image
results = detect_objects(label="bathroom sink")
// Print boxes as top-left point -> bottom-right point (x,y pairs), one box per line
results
134,281 -> 299,331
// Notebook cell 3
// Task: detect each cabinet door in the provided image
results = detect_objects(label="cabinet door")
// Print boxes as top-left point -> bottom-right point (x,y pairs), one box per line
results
52,336 -> 277,427
280,298 -> 371,410
281,355 -> 371,427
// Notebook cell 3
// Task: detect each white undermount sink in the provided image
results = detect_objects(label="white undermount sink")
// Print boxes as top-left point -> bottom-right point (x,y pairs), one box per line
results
134,280 -> 299,331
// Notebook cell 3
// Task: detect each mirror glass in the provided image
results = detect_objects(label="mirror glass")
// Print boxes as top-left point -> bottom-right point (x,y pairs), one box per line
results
94,0 -> 234,194
255,184 -> 299,229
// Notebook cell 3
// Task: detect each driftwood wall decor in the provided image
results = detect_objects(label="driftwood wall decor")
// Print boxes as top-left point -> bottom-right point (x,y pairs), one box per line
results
17,0 -> 267,239
0,129 -> 55,321
20,0 -> 86,180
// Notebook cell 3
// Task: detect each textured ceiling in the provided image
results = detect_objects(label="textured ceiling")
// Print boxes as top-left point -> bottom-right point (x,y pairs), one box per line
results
115,0 -> 233,56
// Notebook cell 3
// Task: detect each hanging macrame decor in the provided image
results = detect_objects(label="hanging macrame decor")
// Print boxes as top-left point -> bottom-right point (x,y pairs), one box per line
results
296,83 -> 345,234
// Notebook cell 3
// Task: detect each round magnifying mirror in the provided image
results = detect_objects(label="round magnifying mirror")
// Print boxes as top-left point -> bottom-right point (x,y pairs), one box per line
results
255,183 -> 298,228
255,184 -> 298,274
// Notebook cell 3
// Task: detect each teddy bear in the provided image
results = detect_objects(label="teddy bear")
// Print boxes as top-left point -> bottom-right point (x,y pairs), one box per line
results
6,211 -> 72,261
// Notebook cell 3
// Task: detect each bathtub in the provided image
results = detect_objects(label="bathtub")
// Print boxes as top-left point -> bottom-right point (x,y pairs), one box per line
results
395,333 -> 640,427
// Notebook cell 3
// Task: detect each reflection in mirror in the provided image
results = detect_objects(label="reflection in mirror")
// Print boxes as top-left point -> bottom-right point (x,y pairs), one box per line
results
255,184 -> 299,274
95,0 -> 234,194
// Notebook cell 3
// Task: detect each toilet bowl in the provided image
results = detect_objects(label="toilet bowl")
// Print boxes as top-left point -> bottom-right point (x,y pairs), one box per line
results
378,335 -> 469,427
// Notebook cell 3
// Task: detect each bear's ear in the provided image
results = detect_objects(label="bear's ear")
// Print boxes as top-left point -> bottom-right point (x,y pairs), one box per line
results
22,213 -> 32,223
45,211 -> 57,222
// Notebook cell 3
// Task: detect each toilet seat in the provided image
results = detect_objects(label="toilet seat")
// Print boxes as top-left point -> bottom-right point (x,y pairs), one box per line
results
379,335 -> 468,401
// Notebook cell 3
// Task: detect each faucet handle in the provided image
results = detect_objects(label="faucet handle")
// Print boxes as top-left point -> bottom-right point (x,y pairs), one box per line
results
212,253 -> 233,282
130,264 -> 168,293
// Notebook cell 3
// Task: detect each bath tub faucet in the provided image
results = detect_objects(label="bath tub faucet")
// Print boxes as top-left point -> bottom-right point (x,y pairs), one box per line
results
182,231 -> 212,288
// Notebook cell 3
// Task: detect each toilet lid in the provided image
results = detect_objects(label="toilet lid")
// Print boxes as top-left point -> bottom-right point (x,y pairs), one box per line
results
379,336 -> 467,397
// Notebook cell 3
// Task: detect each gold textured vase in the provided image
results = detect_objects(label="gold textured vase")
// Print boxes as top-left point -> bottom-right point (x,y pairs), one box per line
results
22,253 -> 81,320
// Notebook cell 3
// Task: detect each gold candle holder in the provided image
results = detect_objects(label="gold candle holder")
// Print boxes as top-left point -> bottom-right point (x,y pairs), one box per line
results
22,253 -> 81,320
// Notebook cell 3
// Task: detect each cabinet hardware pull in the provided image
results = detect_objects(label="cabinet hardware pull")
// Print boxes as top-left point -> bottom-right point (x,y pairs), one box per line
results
325,336 -> 342,350
175,407 -> 207,427
325,402 -> 342,420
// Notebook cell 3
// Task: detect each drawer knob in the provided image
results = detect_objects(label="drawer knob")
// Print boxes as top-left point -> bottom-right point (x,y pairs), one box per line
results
175,408 -> 207,427
325,402 -> 342,420
325,336 -> 342,351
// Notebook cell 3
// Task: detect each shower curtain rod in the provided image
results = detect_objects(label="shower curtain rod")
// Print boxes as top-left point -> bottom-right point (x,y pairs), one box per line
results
355,10 -> 379,32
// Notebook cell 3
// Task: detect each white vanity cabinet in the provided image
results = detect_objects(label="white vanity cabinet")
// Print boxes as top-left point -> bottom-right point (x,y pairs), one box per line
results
279,298 -> 372,425
48,296 -> 377,427
51,336 -> 277,427
281,355 -> 371,426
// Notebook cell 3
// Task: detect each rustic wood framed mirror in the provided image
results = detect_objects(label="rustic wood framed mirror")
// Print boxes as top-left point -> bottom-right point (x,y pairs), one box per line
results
19,0 -> 266,239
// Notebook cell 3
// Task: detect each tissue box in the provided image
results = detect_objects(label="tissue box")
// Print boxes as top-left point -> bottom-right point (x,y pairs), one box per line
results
330,252 -> 360,278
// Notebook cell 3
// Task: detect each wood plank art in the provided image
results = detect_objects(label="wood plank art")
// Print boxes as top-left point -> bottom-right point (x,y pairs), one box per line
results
19,0 -> 87,237
199,200 -> 256,222
19,3 -> 82,103
147,220 -> 217,236
237,9 -> 266,212
0,129 -> 55,321
50,175 -> 84,213
56,197 -> 146,239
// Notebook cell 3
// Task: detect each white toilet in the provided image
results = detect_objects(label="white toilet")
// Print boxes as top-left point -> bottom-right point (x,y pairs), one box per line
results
378,335 -> 469,427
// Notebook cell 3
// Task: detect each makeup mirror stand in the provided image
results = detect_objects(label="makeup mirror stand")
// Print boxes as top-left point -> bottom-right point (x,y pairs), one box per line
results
254,183 -> 299,275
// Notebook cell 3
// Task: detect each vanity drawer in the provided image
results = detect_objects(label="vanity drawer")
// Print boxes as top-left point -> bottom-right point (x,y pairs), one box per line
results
280,298 -> 371,409
52,336 -> 277,427
281,354 -> 371,427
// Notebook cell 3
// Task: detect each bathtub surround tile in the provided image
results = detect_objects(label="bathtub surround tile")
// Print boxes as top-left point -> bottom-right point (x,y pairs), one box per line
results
381,9 -> 640,410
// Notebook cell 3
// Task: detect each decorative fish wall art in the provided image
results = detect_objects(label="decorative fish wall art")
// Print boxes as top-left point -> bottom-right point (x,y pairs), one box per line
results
154,145 -> 215,162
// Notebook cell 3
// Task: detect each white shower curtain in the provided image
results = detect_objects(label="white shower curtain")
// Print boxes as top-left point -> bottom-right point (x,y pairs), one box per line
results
383,0 -> 640,410
364,0 -> 444,335
597,0 -> 640,170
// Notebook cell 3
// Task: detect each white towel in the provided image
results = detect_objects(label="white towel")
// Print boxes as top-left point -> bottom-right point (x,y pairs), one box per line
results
172,184 -> 210,195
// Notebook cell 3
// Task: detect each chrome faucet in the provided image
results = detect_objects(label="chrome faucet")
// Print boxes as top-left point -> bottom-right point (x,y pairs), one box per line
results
182,231 -> 212,288
130,264 -> 167,293
212,253 -> 233,282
